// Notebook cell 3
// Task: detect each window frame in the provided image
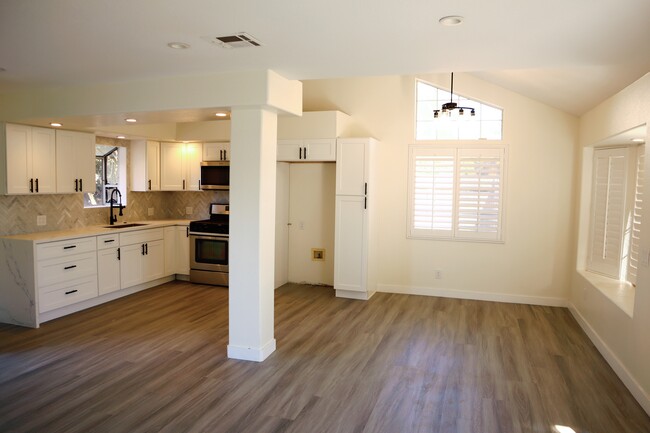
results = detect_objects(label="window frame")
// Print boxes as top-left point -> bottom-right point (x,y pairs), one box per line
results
84,145 -> 127,209
415,78 -> 504,141
407,142 -> 508,243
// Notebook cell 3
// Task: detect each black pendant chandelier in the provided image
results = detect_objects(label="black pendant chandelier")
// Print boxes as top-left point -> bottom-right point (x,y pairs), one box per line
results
433,72 -> 476,118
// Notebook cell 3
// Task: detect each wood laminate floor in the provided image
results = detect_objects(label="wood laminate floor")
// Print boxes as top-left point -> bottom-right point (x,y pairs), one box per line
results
0,282 -> 648,433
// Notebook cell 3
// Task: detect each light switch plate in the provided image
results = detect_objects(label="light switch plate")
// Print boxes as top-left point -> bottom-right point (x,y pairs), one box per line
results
185,207 -> 193,215
36,215 -> 46,226
148,207 -> 154,216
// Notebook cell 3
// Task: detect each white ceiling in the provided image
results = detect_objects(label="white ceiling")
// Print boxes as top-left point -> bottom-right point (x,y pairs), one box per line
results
1,0 -> 649,116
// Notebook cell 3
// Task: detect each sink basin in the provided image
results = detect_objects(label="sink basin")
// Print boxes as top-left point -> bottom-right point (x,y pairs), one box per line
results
103,223 -> 149,229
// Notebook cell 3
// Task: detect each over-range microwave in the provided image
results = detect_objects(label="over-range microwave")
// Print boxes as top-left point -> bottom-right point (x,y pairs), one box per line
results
200,161 -> 229,190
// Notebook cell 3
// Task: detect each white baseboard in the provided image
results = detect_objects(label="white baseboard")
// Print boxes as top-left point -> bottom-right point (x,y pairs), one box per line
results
376,284 -> 568,307
335,289 -> 374,300
569,304 -> 650,416
228,338 -> 277,362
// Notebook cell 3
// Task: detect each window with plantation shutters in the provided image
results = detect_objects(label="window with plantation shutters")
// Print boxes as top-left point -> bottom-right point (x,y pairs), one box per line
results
627,145 -> 644,285
408,145 -> 506,242
587,145 -> 647,283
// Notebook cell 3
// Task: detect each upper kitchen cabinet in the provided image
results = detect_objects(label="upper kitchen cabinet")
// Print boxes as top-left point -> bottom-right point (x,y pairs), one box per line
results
0,123 -> 56,195
336,138 -> 378,196
160,142 -> 202,191
203,142 -> 230,161
55,130 -> 95,193
277,139 -> 336,162
131,140 -> 161,191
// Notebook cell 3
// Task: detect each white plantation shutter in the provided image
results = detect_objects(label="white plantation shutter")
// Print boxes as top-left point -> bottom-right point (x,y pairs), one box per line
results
408,145 -> 506,241
455,149 -> 504,241
588,148 -> 629,278
409,148 -> 455,237
627,145 -> 644,285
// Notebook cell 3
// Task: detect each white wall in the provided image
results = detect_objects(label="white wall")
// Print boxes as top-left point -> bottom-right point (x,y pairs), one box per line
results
571,73 -> 650,412
302,73 -> 578,304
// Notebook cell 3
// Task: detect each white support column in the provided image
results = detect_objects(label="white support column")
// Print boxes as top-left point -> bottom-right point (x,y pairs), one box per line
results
227,106 -> 277,362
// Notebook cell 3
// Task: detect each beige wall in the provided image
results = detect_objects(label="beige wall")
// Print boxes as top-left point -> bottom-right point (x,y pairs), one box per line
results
302,73 -> 579,304
571,73 -> 650,409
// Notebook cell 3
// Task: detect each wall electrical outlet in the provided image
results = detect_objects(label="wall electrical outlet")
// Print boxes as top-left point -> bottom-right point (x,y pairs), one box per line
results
36,215 -> 46,226
185,207 -> 193,215
299,221 -> 305,230
148,207 -> 154,216
434,270 -> 442,280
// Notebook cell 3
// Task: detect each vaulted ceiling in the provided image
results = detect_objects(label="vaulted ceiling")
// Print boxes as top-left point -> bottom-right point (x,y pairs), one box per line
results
1,0 -> 648,116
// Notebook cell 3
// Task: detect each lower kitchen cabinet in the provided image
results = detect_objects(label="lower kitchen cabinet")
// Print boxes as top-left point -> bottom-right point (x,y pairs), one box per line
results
119,236 -> 164,288
164,225 -> 190,276
97,247 -> 121,295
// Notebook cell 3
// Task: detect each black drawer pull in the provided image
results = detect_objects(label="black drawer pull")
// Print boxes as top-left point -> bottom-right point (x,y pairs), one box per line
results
65,289 -> 78,295
79,179 -> 83,191
75,179 -> 79,192
104,239 -> 115,243
63,245 -> 77,250
64,265 -> 77,270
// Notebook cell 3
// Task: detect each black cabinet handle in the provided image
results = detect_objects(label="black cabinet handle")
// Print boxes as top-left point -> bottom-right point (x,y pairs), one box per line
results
183,179 -> 186,190
365,182 -> 368,195
79,179 -> 83,191
30,178 -> 34,193
65,289 -> 78,295
104,239 -> 114,244
299,147 -> 303,159
220,149 -> 223,160
141,244 -> 145,255
35,178 -> 39,193
304,147 -> 307,159
186,227 -> 189,237
364,197 -> 367,210
75,179 -> 79,192
117,247 -> 121,260
63,245 -> 77,250
145,243 -> 148,255
198,180 -> 201,189
224,150 -> 227,160
148,179 -> 152,190
64,265 -> 77,270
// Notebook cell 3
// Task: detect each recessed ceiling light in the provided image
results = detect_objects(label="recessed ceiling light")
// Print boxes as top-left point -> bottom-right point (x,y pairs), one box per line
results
439,15 -> 464,26
117,135 -> 126,139
125,118 -> 137,123
167,42 -> 191,50
631,138 -> 645,143
215,112 -> 228,117
50,122 -> 62,127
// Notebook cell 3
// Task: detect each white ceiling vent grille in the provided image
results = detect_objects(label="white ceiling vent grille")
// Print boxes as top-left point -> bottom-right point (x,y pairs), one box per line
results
204,33 -> 262,49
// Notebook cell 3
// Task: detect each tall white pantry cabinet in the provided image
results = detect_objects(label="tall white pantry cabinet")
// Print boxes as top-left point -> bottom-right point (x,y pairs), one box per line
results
334,138 -> 379,300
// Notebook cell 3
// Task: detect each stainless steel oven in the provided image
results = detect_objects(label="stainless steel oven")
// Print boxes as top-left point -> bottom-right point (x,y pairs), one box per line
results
190,233 -> 228,286
189,203 -> 229,286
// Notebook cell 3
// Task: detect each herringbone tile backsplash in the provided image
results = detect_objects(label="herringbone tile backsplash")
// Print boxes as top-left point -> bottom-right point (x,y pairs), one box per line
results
0,137 -> 229,236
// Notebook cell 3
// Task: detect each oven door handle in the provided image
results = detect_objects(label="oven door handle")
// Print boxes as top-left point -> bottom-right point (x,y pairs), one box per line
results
189,232 -> 230,240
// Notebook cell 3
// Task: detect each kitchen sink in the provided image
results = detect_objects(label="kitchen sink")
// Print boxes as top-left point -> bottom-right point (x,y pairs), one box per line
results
103,223 -> 149,229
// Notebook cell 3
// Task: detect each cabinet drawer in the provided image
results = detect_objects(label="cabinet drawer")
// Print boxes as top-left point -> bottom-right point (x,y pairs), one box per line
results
37,251 -> 97,288
119,228 -> 164,246
36,236 -> 96,260
39,276 -> 98,313
97,234 -> 119,250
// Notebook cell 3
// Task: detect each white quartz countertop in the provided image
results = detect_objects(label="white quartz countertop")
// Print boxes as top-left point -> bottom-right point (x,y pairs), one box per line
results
1,220 -> 192,243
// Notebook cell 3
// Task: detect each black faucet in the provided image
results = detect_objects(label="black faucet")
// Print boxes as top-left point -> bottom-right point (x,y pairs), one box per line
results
109,188 -> 124,225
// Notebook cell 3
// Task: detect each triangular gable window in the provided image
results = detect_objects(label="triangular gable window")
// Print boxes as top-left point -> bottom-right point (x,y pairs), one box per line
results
416,79 -> 503,140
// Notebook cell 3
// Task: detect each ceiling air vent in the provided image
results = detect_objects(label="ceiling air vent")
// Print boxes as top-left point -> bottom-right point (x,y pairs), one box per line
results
204,33 -> 262,49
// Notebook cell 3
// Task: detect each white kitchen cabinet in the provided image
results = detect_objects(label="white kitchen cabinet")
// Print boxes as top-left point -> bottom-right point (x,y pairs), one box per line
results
119,228 -> 165,288
277,139 -> 336,162
203,142 -> 230,161
56,130 -> 95,193
36,236 -> 99,313
334,138 -> 379,300
131,140 -> 161,191
164,225 -> 190,276
1,123 -> 56,195
161,142 -> 202,191
97,233 -> 121,295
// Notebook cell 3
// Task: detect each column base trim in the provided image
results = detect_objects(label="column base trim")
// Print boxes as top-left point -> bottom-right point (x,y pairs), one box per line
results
228,338 -> 277,362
